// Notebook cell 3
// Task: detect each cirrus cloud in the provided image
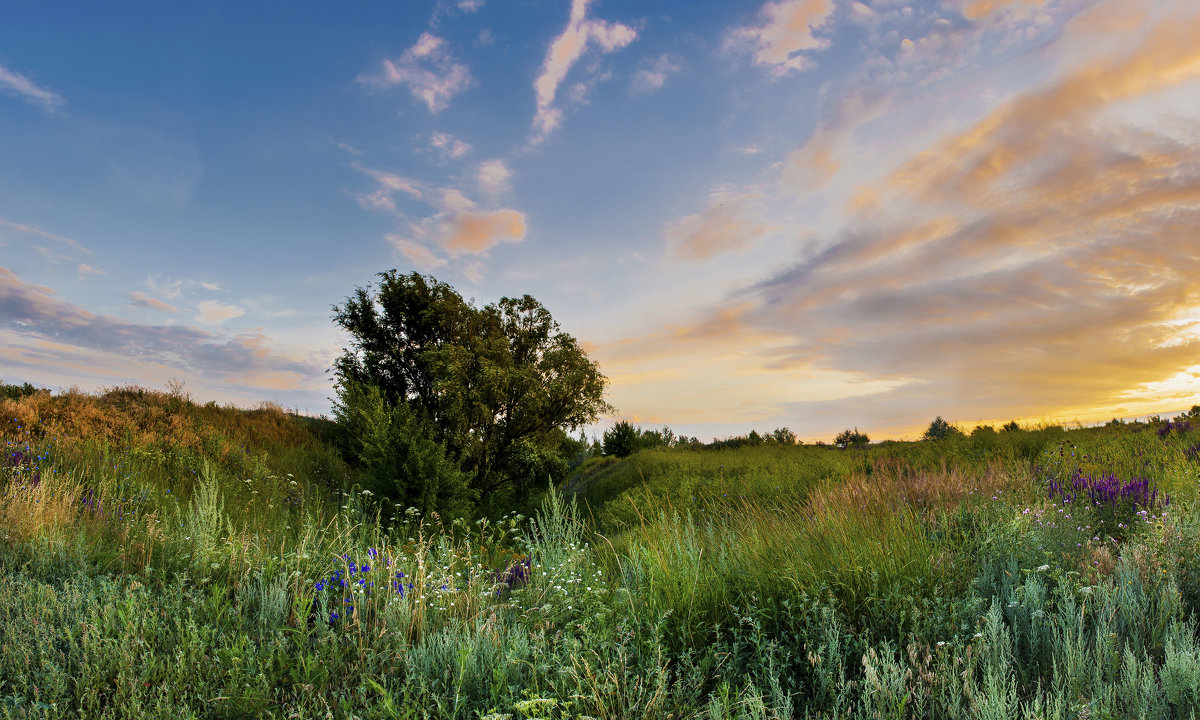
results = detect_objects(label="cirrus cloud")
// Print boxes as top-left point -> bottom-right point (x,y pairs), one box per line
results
0,61 -> 65,114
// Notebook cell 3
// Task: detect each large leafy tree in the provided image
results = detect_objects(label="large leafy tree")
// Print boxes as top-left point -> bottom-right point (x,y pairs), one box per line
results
333,271 -> 610,503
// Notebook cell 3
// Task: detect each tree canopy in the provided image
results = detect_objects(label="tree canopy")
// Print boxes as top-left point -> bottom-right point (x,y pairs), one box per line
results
332,272 -> 610,509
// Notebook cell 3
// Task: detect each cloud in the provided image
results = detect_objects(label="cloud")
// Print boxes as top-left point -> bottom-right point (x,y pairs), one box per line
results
365,32 -> 472,114
128,292 -> 179,313
0,218 -> 90,255
476,159 -> 512,196
425,189 -> 525,255
630,54 -> 683,94
531,0 -> 638,143
77,264 -> 105,280
354,166 -> 424,211
962,0 -> 1051,22
0,268 -> 325,399
458,0 -> 484,11
146,276 -> 184,299
592,0 -> 1200,439
386,235 -> 449,273
729,0 -> 836,75
442,207 -> 526,254
665,188 -> 775,261
687,2 -> 1200,431
429,131 -> 472,159
196,300 -> 246,325
0,61 -> 65,114
35,246 -> 71,264
350,158 -> 525,280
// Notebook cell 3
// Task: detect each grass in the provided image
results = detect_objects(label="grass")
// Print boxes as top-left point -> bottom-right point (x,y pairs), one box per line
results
4,386 -> 1200,718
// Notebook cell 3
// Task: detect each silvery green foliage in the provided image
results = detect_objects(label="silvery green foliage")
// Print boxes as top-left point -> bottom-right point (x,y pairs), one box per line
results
237,568 -> 290,630
859,644 -> 910,720
181,458 -> 230,570
1120,645 -> 1165,719
1161,617 -> 1200,714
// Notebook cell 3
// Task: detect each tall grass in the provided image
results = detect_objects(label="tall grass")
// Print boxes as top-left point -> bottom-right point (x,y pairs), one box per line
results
4,387 -> 1200,718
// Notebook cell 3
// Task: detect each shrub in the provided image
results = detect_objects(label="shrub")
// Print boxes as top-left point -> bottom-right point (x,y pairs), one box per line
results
603,421 -> 640,458
833,427 -> 869,449
923,416 -> 964,441
333,381 -> 475,518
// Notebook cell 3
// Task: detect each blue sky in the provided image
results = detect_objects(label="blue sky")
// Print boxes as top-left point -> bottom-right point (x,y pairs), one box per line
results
3,0 -> 1199,441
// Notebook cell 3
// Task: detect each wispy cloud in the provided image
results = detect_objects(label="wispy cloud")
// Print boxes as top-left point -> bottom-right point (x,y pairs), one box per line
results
429,131 -> 472,159
77,264 -> 105,280
196,300 -> 246,325
0,218 -> 91,255
129,291 -> 179,313
630,54 -> 682,95
147,276 -> 184,300
476,159 -> 512,196
386,235 -> 448,273
363,32 -> 472,114
354,166 -> 425,211
354,163 -> 526,280
729,0 -> 836,75
531,0 -> 638,143
665,187 -> 775,262
0,61 -> 65,114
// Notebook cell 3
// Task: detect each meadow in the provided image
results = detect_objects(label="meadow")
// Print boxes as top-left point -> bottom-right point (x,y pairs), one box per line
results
4,384 -> 1200,719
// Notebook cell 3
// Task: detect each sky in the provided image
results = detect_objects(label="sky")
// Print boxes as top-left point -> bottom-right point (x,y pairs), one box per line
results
2,0 -> 1199,442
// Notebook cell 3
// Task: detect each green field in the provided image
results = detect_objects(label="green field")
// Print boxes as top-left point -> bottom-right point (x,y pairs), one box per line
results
4,385 -> 1200,718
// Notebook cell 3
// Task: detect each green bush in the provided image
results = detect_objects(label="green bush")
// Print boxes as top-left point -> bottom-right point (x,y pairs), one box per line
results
333,381 -> 475,519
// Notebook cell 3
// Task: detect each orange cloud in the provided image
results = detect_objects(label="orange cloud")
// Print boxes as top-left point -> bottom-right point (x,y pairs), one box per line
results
603,0 -> 1200,438
666,189 -> 774,262
441,208 -> 526,254
731,0 -> 835,74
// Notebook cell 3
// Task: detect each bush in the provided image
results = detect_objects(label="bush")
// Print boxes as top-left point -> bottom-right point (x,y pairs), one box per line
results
923,416 -> 964,441
333,381 -> 475,518
834,427 -> 869,449
603,421 -> 640,458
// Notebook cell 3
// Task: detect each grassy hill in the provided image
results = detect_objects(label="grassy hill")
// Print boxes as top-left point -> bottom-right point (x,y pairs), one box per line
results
4,385 -> 1200,718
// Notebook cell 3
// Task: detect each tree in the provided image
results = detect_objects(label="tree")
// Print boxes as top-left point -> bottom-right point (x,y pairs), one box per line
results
333,272 -> 610,505
923,416 -> 963,441
1001,420 -> 1021,432
770,427 -> 798,446
603,421 -> 640,458
834,427 -> 869,449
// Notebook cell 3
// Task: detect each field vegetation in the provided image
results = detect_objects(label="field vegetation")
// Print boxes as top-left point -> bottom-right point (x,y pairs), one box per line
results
4,380 -> 1200,718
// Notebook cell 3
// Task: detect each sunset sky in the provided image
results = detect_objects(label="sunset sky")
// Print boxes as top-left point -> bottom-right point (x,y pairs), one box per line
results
2,0 -> 1199,441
